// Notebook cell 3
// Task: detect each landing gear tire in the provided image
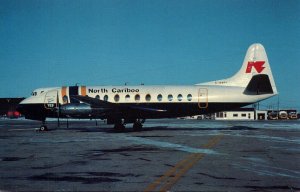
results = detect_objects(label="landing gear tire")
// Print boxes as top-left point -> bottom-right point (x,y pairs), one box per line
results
39,125 -> 48,132
133,120 -> 143,132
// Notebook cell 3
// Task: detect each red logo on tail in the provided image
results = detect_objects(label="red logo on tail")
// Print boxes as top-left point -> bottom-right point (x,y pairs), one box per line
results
246,61 -> 265,73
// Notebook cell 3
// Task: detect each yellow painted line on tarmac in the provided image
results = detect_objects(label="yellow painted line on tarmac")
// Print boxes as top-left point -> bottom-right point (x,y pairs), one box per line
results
144,134 -> 223,192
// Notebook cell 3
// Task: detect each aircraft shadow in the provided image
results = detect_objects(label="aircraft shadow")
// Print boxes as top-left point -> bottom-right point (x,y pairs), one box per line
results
47,125 -> 257,133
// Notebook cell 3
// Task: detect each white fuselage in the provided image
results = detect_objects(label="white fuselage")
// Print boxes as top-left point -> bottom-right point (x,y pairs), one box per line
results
21,85 -> 272,106
17,43 -> 278,129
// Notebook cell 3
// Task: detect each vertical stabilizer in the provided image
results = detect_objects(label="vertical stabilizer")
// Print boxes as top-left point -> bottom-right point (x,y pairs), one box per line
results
198,43 -> 277,95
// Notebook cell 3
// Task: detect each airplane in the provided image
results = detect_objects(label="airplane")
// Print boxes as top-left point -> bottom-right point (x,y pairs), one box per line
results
17,43 -> 277,131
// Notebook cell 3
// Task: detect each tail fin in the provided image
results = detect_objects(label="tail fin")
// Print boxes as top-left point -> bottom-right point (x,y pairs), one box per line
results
198,43 -> 277,95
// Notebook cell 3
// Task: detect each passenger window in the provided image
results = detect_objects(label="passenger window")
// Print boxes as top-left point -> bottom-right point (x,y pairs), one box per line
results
157,94 -> 162,101
177,94 -> 183,101
114,94 -> 120,102
145,94 -> 151,101
104,95 -> 108,101
135,94 -> 140,102
125,94 -> 130,101
168,94 -> 173,101
187,94 -> 192,101
95,95 -> 100,99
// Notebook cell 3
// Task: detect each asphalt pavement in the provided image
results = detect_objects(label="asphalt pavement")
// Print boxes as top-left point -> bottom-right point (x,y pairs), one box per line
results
0,119 -> 299,191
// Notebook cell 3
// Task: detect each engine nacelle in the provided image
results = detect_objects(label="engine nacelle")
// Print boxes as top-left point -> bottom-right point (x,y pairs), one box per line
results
60,103 -> 92,117
60,103 -> 110,118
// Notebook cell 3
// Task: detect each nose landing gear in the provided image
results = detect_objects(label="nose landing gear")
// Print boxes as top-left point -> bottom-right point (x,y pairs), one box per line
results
38,121 -> 48,132
39,125 -> 48,131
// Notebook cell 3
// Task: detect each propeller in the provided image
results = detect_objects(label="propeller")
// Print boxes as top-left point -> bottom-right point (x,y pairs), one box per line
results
56,91 -> 60,128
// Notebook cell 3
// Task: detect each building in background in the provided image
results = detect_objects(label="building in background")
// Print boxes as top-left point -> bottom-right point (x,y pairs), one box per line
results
215,108 -> 256,120
0,98 -> 25,118
184,108 -> 298,121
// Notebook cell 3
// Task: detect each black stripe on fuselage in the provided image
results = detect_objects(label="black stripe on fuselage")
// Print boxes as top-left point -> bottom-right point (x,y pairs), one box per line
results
18,102 -> 252,121
69,86 -> 79,103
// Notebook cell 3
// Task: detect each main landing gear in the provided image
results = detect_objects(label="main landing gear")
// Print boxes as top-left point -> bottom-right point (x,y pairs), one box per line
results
114,121 -> 126,132
113,119 -> 145,132
133,119 -> 144,132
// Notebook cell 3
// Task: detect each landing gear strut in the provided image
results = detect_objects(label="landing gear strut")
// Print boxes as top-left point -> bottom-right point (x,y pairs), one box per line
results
114,119 -> 125,131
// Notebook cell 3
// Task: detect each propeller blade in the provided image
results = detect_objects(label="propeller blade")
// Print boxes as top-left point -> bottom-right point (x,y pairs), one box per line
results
56,91 -> 60,127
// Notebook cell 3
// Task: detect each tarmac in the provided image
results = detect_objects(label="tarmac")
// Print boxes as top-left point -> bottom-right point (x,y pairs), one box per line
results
0,119 -> 299,192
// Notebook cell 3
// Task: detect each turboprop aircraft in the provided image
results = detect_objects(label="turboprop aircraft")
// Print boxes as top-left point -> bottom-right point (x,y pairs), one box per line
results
17,43 -> 277,131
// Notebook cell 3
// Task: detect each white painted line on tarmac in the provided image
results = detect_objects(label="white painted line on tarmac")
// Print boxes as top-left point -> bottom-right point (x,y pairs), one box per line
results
123,135 -> 219,154
8,128 -> 38,131
233,162 -> 300,179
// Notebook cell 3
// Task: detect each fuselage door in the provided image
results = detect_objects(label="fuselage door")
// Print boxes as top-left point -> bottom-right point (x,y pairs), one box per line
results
44,90 -> 58,109
198,88 -> 208,108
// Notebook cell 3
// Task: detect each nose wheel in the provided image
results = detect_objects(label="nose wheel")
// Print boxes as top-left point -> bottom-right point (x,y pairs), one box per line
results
38,121 -> 48,132
39,125 -> 48,131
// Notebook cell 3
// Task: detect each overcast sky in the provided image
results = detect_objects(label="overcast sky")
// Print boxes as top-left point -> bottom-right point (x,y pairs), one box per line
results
1,0 -> 300,109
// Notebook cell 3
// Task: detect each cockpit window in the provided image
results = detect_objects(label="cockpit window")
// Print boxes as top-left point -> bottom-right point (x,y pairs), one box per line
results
31,92 -> 37,96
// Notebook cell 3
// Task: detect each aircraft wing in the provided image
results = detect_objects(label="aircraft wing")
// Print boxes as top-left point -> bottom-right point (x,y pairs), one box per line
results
70,95 -> 167,113
70,95 -> 112,108
130,106 -> 167,112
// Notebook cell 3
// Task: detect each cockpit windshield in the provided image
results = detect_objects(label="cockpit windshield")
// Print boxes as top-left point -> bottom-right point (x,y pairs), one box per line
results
30,87 -> 59,97
31,90 -> 45,96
